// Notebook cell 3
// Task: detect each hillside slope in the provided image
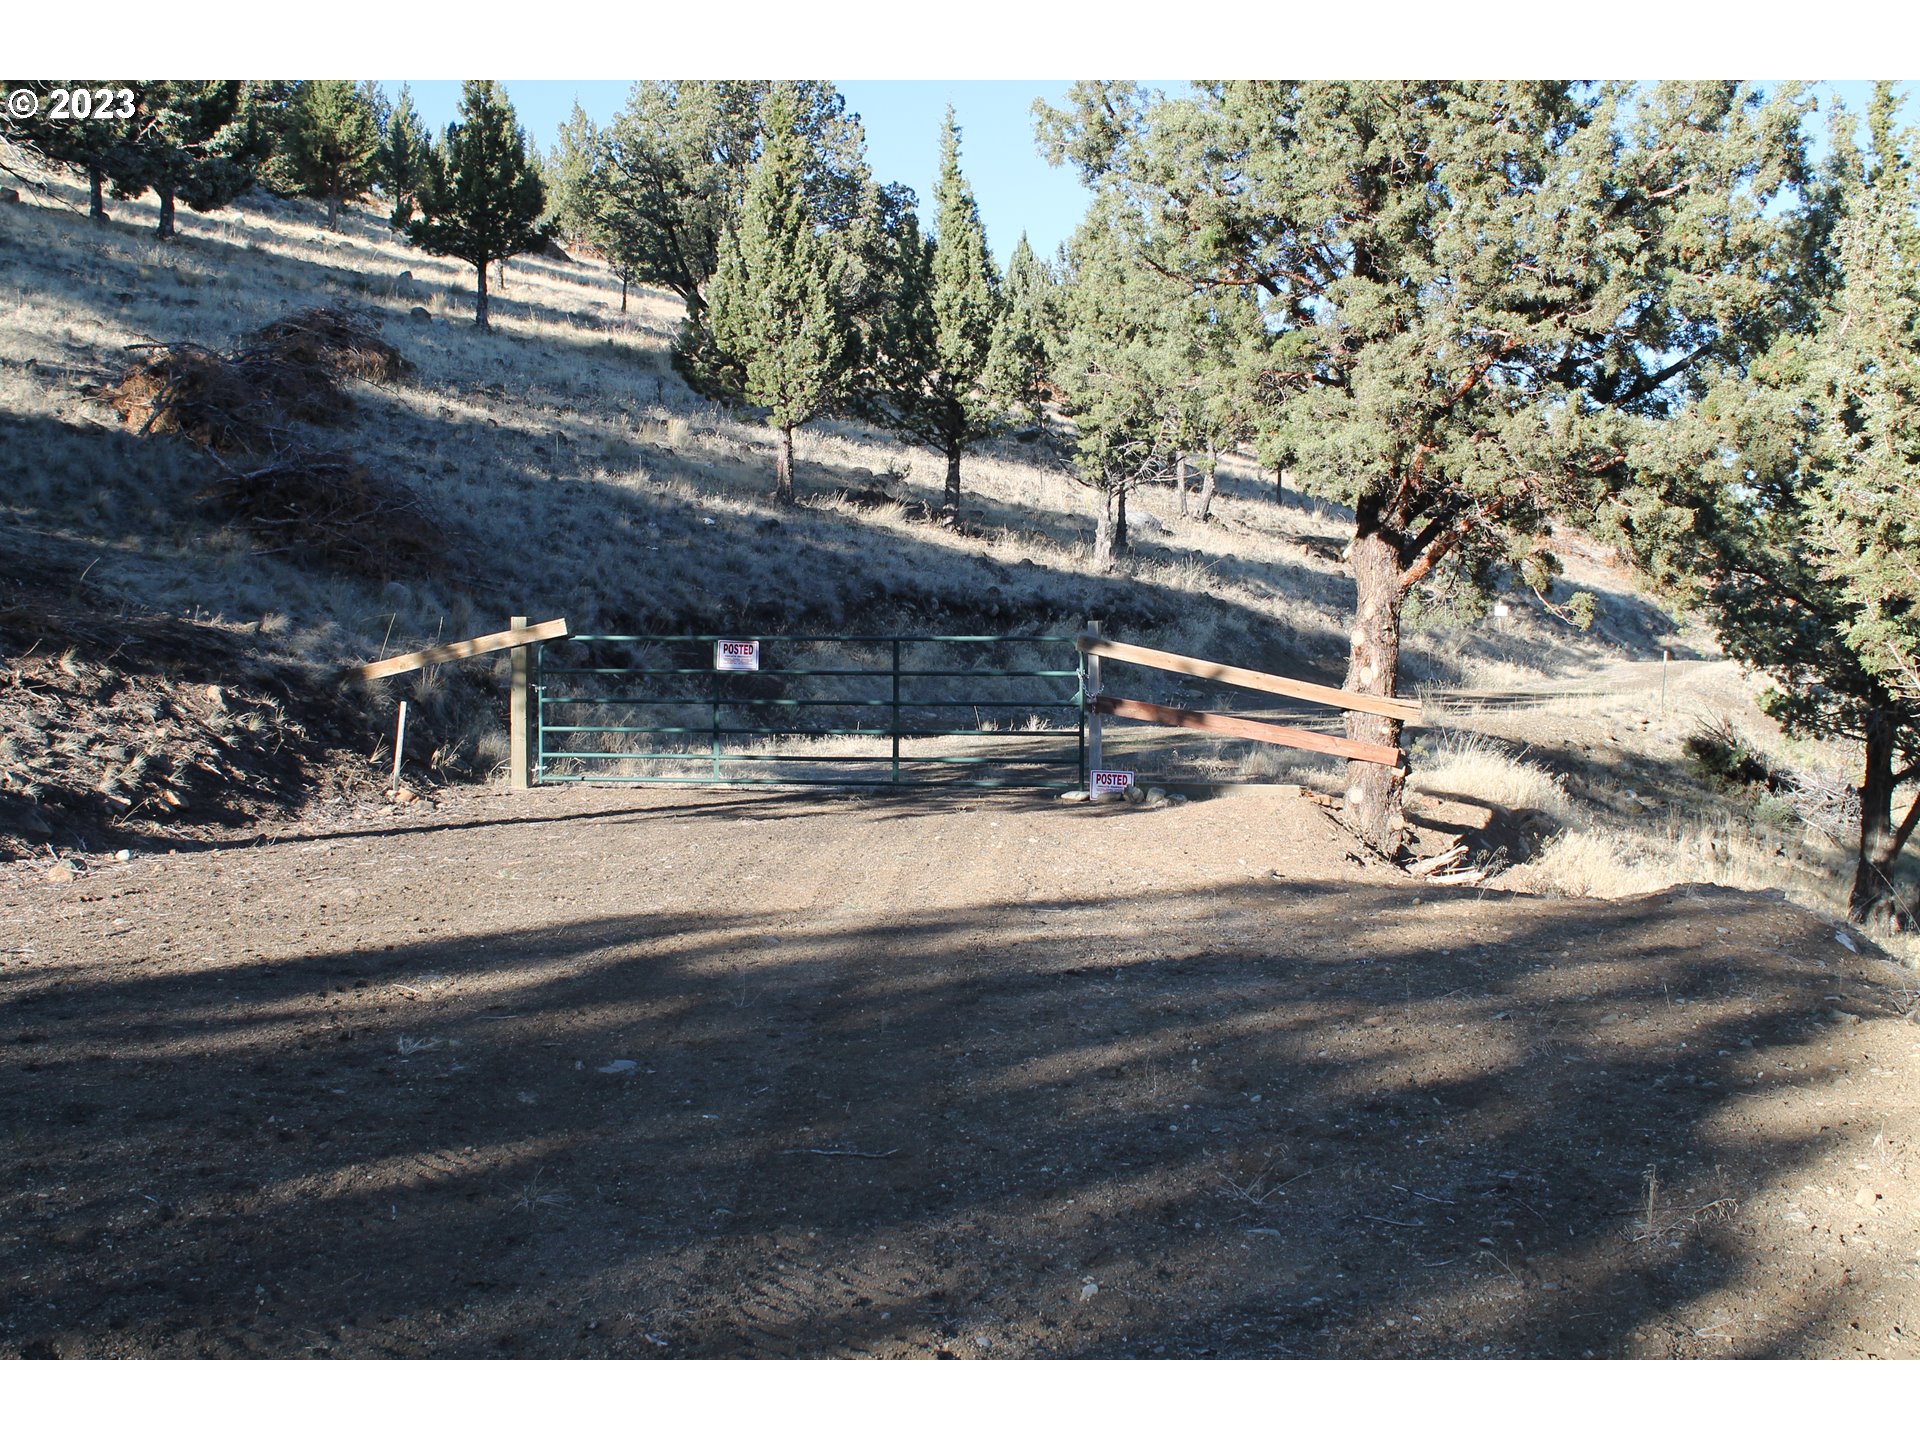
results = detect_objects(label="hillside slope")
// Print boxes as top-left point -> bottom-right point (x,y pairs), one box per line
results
1,163 -> 1912,944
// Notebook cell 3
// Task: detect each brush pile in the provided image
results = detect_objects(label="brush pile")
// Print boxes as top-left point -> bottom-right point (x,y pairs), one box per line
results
100,309 -> 442,580
201,449 -> 442,581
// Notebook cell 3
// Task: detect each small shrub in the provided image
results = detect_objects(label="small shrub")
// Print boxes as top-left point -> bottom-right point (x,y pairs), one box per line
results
1683,717 -> 1775,791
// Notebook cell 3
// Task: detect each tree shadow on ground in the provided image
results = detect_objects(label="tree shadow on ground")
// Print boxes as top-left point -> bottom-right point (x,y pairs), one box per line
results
2,832 -> 1905,1358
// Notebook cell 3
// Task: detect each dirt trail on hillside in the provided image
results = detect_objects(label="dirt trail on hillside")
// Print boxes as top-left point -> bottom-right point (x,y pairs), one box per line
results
2,786 -> 1916,1359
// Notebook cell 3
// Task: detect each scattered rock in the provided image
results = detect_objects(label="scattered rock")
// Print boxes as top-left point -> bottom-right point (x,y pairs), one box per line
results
114,849 -> 131,862
0,187 -> 20,204
1057,790 -> 1089,803
45,860 -> 78,885
410,306 -> 432,323
1079,1280 -> 1099,1302
597,1059 -> 638,1075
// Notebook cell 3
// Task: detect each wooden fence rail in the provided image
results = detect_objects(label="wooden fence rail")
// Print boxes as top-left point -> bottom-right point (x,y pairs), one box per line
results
1080,630 -> 1411,772
1074,633 -> 1421,725
346,618 -> 569,683
1092,695 -> 1402,768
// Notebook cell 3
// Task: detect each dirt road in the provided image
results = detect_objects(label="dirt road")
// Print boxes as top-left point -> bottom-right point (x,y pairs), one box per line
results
2,785 -> 1916,1357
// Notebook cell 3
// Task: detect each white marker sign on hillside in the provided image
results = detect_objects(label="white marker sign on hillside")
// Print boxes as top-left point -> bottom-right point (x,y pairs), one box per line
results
714,639 -> 760,672
1089,769 -> 1134,798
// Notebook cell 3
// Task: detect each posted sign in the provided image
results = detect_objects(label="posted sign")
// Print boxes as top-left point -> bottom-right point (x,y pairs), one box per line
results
714,639 -> 760,672
1089,769 -> 1135,798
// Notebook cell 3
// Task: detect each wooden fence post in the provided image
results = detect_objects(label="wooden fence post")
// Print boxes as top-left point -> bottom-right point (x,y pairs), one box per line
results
509,614 -> 531,791
1086,619 -> 1103,778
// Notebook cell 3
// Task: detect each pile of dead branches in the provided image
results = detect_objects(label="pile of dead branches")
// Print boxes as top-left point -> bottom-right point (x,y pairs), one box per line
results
245,307 -> 412,385
200,449 -> 444,582
98,309 -> 449,581
102,307 -> 408,451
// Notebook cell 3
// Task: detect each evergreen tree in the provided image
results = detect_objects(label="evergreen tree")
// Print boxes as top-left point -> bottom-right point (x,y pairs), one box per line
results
1039,80 -> 1811,853
1624,87 -> 1920,928
545,102 -> 603,247
102,81 -> 274,239
987,233 -> 1061,433
859,109 -> 1005,522
376,83 -> 430,229
273,80 -> 381,229
682,84 -> 858,503
596,80 -> 870,316
404,81 -> 547,332
1054,198 -> 1187,566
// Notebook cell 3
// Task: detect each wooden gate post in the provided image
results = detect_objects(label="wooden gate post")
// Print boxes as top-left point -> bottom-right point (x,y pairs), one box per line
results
509,614 -> 531,790
1085,619 -> 1103,777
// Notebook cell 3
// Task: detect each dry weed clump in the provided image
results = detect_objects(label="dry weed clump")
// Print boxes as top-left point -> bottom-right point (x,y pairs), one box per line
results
200,450 -> 448,582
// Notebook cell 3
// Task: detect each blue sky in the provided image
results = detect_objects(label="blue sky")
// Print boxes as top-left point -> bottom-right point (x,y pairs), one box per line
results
384,80 -> 1086,266
386,80 -> 1918,272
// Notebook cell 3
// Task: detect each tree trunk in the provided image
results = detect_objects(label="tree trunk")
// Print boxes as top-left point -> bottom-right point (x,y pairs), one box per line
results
88,166 -> 107,222
474,260 -> 490,331
497,258 -> 507,291
774,423 -> 795,505
1275,464 -> 1285,506
942,441 -> 962,524
1113,485 -> 1129,555
1198,442 -> 1217,522
1849,706 -> 1917,930
156,188 -> 176,241
1343,526 -> 1408,856
620,277 -> 628,313
1092,489 -> 1116,569
1175,455 -> 1189,515
326,188 -> 341,231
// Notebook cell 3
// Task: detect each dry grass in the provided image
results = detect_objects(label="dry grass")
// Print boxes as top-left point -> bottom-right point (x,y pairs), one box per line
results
3,150 -> 1912,953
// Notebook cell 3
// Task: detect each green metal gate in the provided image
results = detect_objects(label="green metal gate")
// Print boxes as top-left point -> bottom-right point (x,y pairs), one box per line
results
532,633 -> 1086,789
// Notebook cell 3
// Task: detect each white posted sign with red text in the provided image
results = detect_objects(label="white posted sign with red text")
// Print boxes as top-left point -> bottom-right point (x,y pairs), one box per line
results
1089,769 -> 1135,798
714,639 -> 760,672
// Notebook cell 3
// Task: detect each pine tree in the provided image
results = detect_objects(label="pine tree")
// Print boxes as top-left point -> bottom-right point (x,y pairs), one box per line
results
1039,80 -> 1812,853
102,81 -> 273,239
405,82 -> 547,332
376,84 -> 430,229
859,109 -> 1004,522
684,84 -> 858,503
1624,87 -> 1920,928
273,80 -> 380,230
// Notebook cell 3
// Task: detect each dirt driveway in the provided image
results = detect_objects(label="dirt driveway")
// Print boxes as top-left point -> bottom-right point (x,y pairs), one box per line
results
2,785 -> 1916,1358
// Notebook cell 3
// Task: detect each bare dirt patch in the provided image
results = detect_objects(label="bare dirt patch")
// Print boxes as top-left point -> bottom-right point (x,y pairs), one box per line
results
2,786 -> 1917,1359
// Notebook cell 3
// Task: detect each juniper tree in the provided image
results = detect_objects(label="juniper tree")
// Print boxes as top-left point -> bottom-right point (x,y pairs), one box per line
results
405,81 -> 546,331
544,102 -> 602,247
596,80 -> 871,317
1039,80 -> 1810,854
683,84 -> 858,503
859,109 -> 1005,522
987,234 -> 1060,434
1053,199 -> 1189,566
1623,87 -> 1920,928
376,83 -> 430,229
103,81 -> 273,239
273,80 -> 381,229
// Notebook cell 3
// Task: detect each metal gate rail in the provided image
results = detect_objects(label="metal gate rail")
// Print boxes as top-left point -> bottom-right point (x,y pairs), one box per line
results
534,633 -> 1085,789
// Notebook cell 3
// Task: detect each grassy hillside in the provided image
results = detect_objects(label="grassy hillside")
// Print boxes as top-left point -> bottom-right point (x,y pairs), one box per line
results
1,159 -> 1913,949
